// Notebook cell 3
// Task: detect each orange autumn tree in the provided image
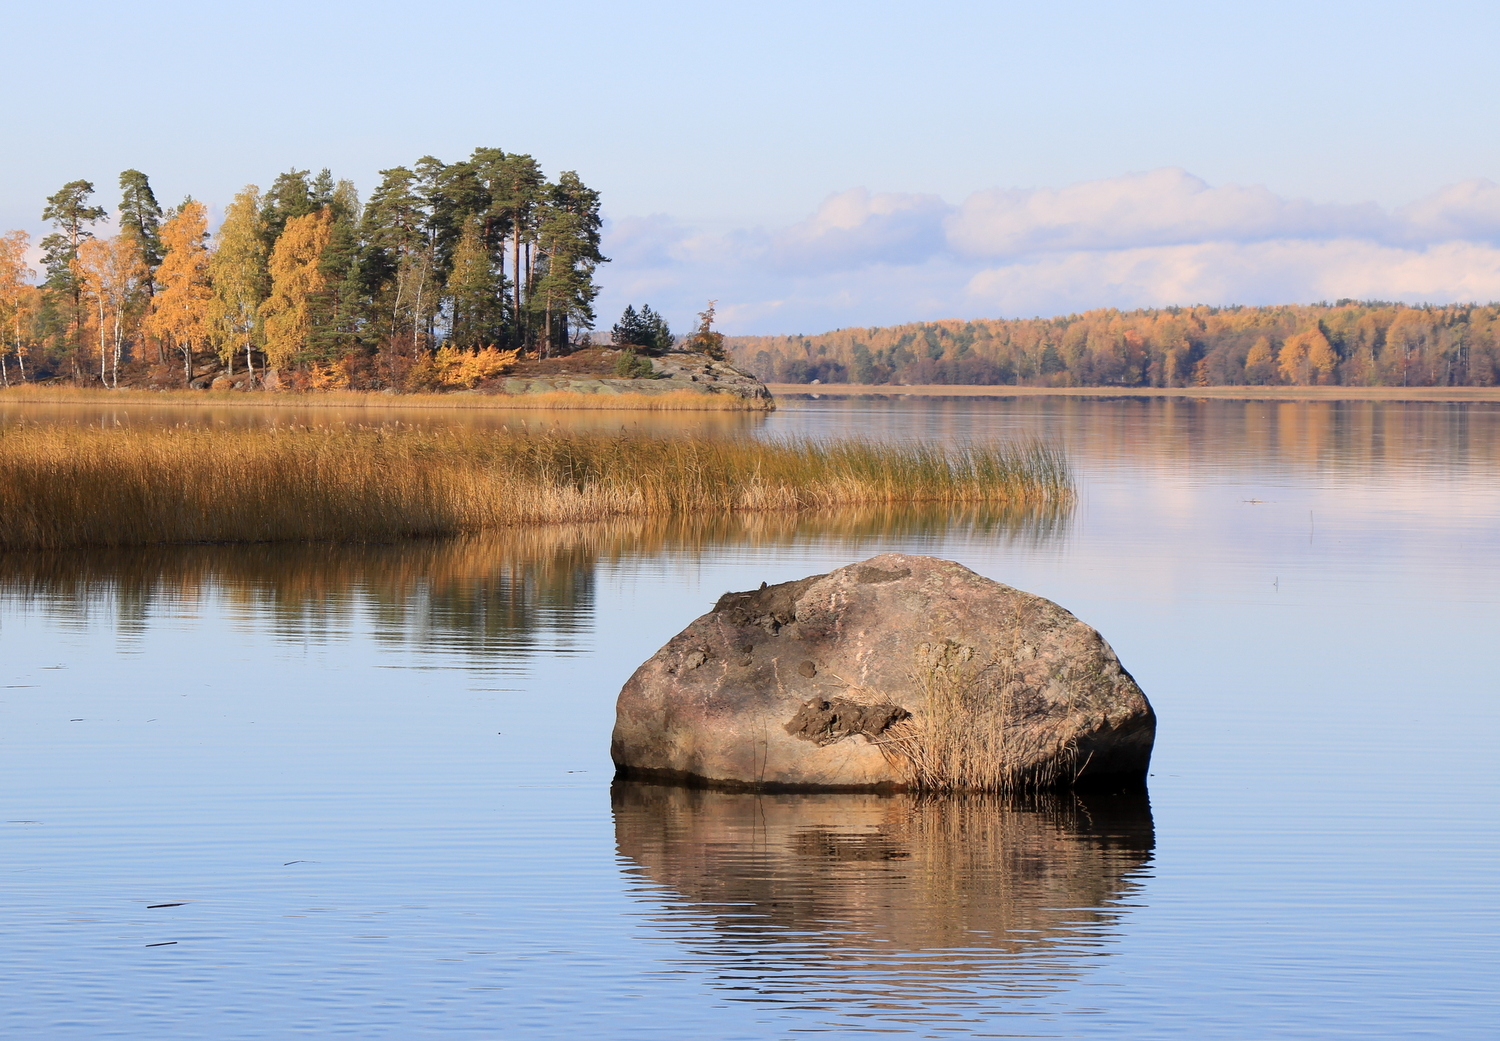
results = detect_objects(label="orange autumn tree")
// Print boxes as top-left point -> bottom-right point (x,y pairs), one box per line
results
1278,328 -> 1338,386
0,230 -> 36,384
145,201 -> 212,385
259,209 -> 332,373
74,235 -> 147,387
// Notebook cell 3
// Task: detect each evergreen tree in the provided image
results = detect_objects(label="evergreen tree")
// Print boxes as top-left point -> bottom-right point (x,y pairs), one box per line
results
117,170 -> 164,270
467,147 -> 514,294
310,169 -> 336,209
40,180 -> 108,357
261,169 -> 316,248
531,171 -> 605,355
641,305 -> 673,353
361,165 -> 430,349
307,181 -> 365,361
612,304 -> 672,354
495,154 -> 544,349
612,305 -> 645,346
446,215 -> 507,348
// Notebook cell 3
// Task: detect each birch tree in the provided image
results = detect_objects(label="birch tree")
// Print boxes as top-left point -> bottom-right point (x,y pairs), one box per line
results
208,186 -> 267,381
74,235 -> 147,387
0,231 -> 36,384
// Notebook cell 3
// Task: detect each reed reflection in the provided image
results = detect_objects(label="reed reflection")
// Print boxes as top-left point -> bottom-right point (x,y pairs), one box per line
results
0,504 -> 1070,668
613,782 -> 1153,1024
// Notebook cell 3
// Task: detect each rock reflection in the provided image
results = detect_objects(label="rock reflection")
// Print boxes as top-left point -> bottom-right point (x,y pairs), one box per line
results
613,781 -> 1154,1025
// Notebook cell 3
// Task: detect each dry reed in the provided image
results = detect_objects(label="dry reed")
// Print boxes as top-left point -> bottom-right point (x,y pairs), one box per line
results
0,424 -> 1071,550
0,384 -> 769,412
880,638 -> 1080,792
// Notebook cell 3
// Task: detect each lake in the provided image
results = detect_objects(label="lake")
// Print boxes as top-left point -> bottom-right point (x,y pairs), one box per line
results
3,395 -> 1498,1038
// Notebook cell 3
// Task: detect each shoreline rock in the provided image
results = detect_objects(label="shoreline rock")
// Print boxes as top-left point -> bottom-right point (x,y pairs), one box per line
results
501,350 -> 774,407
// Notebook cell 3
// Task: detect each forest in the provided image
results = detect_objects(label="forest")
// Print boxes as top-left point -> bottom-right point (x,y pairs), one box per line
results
730,303 -> 1500,388
0,150 -> 605,391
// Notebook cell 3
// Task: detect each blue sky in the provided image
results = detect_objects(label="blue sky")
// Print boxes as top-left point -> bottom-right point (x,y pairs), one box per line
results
4,0 -> 1499,333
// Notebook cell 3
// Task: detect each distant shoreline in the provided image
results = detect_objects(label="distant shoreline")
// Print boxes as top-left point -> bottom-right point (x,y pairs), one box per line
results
767,383 -> 1500,403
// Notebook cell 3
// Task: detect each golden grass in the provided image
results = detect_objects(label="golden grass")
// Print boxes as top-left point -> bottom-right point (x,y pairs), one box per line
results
0,424 -> 1072,550
880,637 -> 1079,793
0,383 -> 770,411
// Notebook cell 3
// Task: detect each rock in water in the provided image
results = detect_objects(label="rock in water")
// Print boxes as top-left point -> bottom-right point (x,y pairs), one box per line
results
611,554 -> 1154,791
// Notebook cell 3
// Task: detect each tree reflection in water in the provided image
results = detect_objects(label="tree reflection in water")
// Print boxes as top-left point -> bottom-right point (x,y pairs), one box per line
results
613,782 -> 1153,1028
0,502 -> 1070,672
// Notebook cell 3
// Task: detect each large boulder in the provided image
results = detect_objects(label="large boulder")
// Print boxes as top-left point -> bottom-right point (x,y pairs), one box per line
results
611,554 -> 1154,791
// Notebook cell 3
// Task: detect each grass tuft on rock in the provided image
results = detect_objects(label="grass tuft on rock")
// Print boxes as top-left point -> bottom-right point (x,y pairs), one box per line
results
880,638 -> 1081,792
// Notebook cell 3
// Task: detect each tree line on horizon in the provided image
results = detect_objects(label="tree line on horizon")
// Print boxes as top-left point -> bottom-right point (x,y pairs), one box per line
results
0,149 -> 605,390
730,303 -> 1500,388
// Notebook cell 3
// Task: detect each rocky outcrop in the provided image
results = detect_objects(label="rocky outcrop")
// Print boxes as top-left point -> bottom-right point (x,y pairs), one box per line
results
501,350 -> 774,407
611,554 -> 1154,791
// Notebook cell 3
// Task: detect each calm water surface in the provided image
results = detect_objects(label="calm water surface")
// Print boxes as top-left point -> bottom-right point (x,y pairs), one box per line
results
3,397 -> 1498,1038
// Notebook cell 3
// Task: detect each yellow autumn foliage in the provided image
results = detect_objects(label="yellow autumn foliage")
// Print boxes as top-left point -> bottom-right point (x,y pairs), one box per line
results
409,345 -> 521,388
260,210 -> 332,370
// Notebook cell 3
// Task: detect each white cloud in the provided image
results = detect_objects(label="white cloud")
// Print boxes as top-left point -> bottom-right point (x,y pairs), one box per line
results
964,240 -> 1500,317
768,188 -> 951,271
596,170 -> 1500,335
946,168 -> 1387,257
1395,178 -> 1500,244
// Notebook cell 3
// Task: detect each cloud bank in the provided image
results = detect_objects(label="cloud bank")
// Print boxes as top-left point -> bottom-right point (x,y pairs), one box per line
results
595,169 -> 1500,335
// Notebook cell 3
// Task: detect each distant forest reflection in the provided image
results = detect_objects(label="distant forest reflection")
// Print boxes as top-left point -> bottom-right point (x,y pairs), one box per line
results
613,782 -> 1154,1023
778,396 -> 1500,479
0,505 -> 1070,668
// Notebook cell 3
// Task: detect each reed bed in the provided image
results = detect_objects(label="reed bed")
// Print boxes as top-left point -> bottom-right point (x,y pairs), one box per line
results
0,424 -> 1072,550
0,384 -> 768,411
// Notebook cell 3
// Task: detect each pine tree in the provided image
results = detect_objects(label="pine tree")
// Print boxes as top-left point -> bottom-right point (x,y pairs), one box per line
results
40,180 -> 107,359
307,181 -> 365,361
531,171 -> 605,355
261,170 -> 316,249
446,215 -> 506,348
361,166 -> 431,351
612,304 -> 672,354
496,154 -> 544,350
117,170 -> 164,271
612,305 -> 645,347
641,305 -> 673,354
467,147 -> 514,308
310,169 -> 336,209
